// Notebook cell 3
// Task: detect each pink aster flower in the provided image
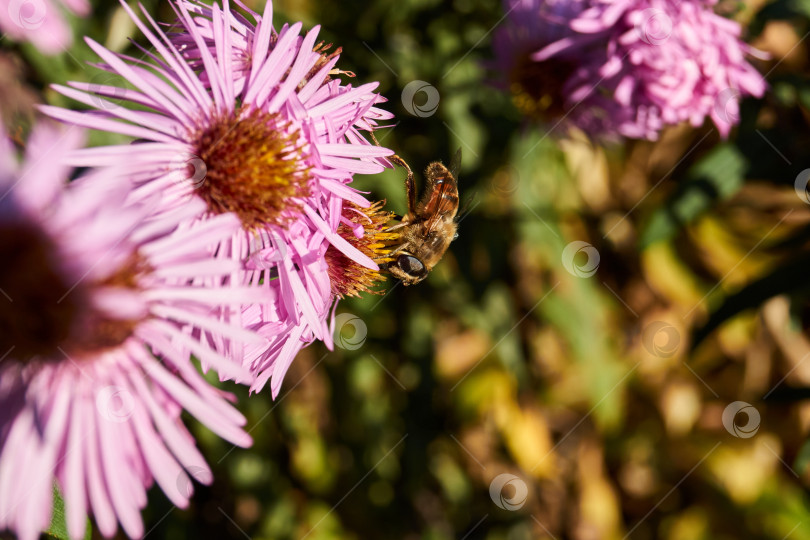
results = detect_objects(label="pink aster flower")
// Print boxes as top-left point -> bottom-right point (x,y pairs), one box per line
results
492,0 -> 767,140
0,0 -> 90,54
42,0 -> 394,396
0,122 -> 266,540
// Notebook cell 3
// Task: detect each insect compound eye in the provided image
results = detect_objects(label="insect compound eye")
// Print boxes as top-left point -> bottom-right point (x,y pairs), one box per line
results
396,254 -> 426,278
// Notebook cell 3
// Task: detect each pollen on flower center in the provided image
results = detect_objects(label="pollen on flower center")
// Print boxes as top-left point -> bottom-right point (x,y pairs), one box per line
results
510,52 -> 576,120
0,223 -> 147,363
191,108 -> 311,230
325,201 -> 400,298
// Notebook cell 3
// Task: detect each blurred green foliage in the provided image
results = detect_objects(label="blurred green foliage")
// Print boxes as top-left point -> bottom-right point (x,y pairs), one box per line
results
7,0 -> 810,538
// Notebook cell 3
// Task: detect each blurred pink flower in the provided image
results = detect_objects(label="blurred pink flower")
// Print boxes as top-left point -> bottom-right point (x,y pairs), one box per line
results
493,0 -> 767,140
0,123 -> 265,540
42,0 -> 394,397
0,0 -> 89,54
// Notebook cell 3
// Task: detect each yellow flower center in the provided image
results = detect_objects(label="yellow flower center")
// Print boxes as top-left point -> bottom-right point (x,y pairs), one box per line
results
325,201 -> 400,298
191,107 -> 310,230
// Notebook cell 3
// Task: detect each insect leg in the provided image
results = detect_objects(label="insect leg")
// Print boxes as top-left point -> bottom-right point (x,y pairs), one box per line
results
385,222 -> 407,232
388,154 -> 416,216
369,132 -> 417,218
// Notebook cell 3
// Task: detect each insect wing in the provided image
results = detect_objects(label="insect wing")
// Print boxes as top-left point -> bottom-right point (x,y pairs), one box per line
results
423,178 -> 459,235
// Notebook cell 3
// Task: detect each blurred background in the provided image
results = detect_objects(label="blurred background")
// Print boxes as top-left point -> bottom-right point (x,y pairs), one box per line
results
6,0 -> 810,538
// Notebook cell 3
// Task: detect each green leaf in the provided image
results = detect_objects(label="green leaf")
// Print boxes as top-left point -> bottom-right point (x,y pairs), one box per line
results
640,144 -> 747,249
793,0 -> 810,18
46,484 -> 92,540
794,437 -> 810,476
